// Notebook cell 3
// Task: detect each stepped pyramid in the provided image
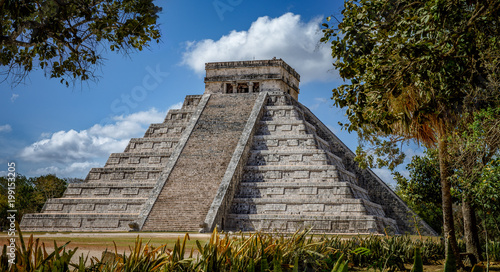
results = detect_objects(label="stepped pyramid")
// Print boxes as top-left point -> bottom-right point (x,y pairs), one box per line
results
21,59 -> 436,235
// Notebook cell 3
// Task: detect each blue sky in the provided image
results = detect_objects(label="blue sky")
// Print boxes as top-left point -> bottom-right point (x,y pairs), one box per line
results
0,0 -> 422,185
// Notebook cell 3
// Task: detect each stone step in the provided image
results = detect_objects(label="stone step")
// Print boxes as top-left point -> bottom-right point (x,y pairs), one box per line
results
256,119 -> 316,136
242,165 -> 357,184
163,109 -> 195,123
264,93 -> 297,107
180,95 -> 203,110
252,134 -> 331,152
85,166 -> 162,182
261,106 -> 304,122
158,118 -> 191,127
263,105 -> 303,112
63,182 -> 155,197
105,151 -> 172,167
20,213 -> 138,231
230,197 -> 385,217
235,181 -> 369,200
144,123 -> 188,138
247,149 -> 343,167
225,214 -> 397,234
124,137 -> 180,153
42,198 -> 147,214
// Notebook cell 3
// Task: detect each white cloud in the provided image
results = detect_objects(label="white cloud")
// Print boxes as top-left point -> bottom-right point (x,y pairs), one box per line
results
20,129 -> 129,163
20,108 -> 167,164
89,108 -> 166,139
168,101 -> 183,110
182,13 -> 335,83
0,124 -> 12,133
11,94 -> 19,102
29,161 -> 102,177
404,147 -> 425,161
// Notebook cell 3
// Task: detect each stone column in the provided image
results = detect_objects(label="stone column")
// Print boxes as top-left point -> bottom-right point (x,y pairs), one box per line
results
248,82 -> 254,92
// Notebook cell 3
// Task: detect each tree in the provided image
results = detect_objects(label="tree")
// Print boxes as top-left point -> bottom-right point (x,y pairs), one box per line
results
474,158 -> 500,239
396,144 -> 500,260
31,174 -> 67,211
0,0 -> 161,86
0,173 -> 67,229
394,149 -> 443,234
0,174 -> 36,230
448,107 -> 500,260
322,0 -> 500,267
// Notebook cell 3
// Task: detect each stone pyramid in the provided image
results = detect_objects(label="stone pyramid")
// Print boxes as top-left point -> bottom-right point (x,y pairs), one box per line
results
21,59 -> 436,235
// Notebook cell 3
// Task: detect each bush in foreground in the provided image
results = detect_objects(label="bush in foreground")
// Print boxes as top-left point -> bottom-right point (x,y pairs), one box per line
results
3,227 -> 499,271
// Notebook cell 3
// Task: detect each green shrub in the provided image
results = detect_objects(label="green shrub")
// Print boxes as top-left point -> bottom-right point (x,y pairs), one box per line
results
323,235 -> 443,271
3,227 -> 450,271
485,241 -> 500,262
0,225 -> 76,272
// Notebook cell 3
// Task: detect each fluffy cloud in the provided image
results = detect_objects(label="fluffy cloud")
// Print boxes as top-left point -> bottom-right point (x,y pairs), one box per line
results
11,94 -> 19,102
88,109 -> 166,139
29,162 -> 102,177
0,124 -> 12,133
20,129 -> 128,163
168,101 -> 183,110
182,13 -> 335,83
20,108 -> 167,164
404,147 -> 425,161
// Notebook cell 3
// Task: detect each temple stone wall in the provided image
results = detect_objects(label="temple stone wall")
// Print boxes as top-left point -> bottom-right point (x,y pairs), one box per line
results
204,59 -> 299,99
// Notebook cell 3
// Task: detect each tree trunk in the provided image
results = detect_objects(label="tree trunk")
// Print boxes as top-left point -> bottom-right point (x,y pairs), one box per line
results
463,197 -> 482,262
437,137 -> 463,269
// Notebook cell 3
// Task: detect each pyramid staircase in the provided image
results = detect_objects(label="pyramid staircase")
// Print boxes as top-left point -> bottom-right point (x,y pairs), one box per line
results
141,93 -> 258,231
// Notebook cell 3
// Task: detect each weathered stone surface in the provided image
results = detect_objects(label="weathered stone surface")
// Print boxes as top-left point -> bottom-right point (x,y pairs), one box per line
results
20,59 -> 436,236
204,59 -> 300,100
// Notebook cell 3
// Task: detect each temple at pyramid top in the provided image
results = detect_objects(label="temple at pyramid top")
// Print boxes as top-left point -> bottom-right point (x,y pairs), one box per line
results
204,58 -> 300,100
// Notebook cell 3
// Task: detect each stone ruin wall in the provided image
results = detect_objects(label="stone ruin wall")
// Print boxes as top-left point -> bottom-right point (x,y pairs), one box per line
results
204,59 -> 300,99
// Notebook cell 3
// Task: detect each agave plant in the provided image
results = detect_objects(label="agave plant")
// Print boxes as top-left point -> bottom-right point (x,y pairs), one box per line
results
0,224 -> 77,272
2,225 -> 453,272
